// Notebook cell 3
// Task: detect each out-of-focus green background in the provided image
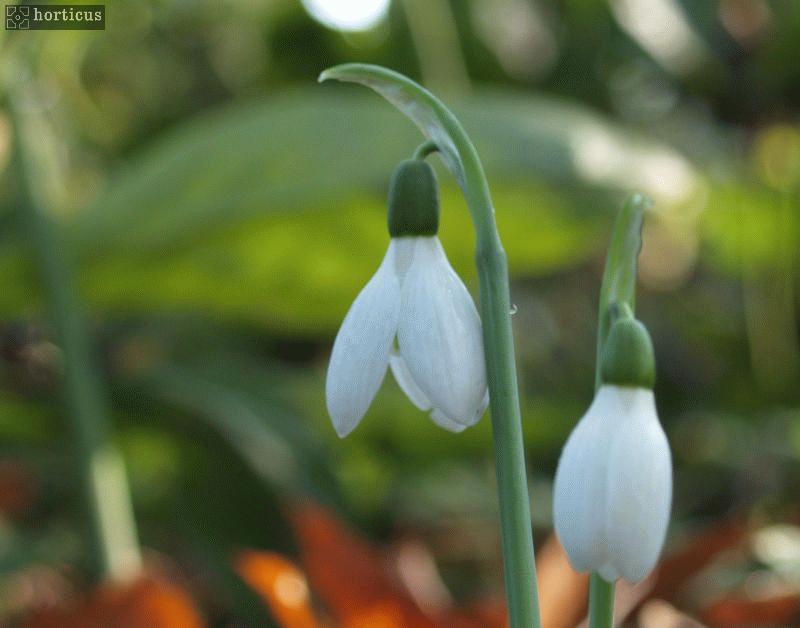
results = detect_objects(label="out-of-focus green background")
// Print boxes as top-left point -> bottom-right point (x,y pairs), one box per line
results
1,0 -> 800,625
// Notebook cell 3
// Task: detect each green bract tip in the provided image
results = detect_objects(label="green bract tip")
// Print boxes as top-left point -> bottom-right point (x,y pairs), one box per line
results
600,310 -> 656,389
387,159 -> 440,237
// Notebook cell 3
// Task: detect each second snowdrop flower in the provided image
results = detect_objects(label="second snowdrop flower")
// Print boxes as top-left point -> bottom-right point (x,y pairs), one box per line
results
326,159 -> 488,437
553,307 -> 672,583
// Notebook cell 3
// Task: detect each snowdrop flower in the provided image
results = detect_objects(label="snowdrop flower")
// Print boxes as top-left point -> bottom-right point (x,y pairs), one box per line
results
326,159 -> 488,437
553,312 -> 672,583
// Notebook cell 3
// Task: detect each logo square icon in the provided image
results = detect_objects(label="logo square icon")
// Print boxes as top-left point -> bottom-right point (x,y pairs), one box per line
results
6,5 -> 31,30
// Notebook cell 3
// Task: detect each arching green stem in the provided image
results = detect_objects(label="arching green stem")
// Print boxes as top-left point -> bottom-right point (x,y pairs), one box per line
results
589,193 -> 650,628
320,64 -> 540,628
412,139 -> 440,160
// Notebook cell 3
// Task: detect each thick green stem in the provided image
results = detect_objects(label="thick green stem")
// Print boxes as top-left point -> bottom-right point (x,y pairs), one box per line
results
589,193 -> 650,627
409,96 -> 539,628
456,145 -> 540,628
477,233 -> 539,628
11,89 -> 141,582
320,64 -> 540,627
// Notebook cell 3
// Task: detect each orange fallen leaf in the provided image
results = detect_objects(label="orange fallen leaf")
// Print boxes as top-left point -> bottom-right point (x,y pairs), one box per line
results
289,501 -> 437,628
701,593 -> 800,626
235,550 -> 319,628
0,461 -> 37,516
21,576 -> 204,628
638,599 -> 705,627
535,534 -> 588,628
650,519 -> 746,602
439,597 -> 507,628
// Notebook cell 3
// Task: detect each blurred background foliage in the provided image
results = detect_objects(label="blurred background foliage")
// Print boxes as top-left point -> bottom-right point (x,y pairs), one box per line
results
1,0 -> 800,625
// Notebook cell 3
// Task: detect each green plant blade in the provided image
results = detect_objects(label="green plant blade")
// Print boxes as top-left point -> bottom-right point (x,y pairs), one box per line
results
595,193 -> 650,391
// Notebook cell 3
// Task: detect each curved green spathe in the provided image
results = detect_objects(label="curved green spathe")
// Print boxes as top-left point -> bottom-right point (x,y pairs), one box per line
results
595,193 -> 652,391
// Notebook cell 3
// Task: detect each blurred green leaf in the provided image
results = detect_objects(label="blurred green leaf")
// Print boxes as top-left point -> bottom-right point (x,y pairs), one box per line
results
125,349 -> 342,509
0,90 -> 700,334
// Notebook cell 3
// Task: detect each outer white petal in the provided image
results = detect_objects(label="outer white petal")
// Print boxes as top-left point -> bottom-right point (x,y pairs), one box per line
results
430,390 -> 489,432
430,409 -> 470,432
397,237 -> 487,427
603,387 -> 672,582
325,242 -> 403,437
553,392 -> 615,574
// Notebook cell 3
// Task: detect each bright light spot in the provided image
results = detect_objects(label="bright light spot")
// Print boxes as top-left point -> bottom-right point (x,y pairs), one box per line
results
570,121 -> 698,207
611,0 -> 709,75
302,0 -> 390,32
273,571 -> 309,608
753,525 -> 800,566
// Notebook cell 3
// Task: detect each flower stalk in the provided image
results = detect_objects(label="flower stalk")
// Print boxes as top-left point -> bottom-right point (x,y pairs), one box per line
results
589,194 -> 650,628
320,64 -> 541,627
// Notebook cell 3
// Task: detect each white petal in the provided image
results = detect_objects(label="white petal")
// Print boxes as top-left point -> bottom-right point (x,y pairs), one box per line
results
389,350 -> 432,411
430,390 -> 489,432
553,392 -> 615,574
477,391 -> 490,421
326,244 -> 401,437
397,237 -> 487,427
604,388 -> 672,582
430,408 -> 470,432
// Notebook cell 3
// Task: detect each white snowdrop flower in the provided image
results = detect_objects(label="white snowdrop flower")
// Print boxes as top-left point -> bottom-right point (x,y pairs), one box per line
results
326,159 -> 488,438
553,313 -> 672,583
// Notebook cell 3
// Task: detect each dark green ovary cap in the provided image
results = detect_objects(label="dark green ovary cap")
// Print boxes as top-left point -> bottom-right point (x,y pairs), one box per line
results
387,159 -> 440,237
600,316 -> 656,388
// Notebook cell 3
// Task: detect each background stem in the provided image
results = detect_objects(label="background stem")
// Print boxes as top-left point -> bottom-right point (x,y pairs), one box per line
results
589,193 -> 649,627
399,0 -> 469,94
10,83 -> 142,583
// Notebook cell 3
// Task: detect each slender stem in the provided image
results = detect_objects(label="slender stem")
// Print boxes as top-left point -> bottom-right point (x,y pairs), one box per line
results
412,139 -> 440,160
10,86 -> 141,582
589,194 -> 649,627
589,575 -> 615,628
320,64 -> 540,627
